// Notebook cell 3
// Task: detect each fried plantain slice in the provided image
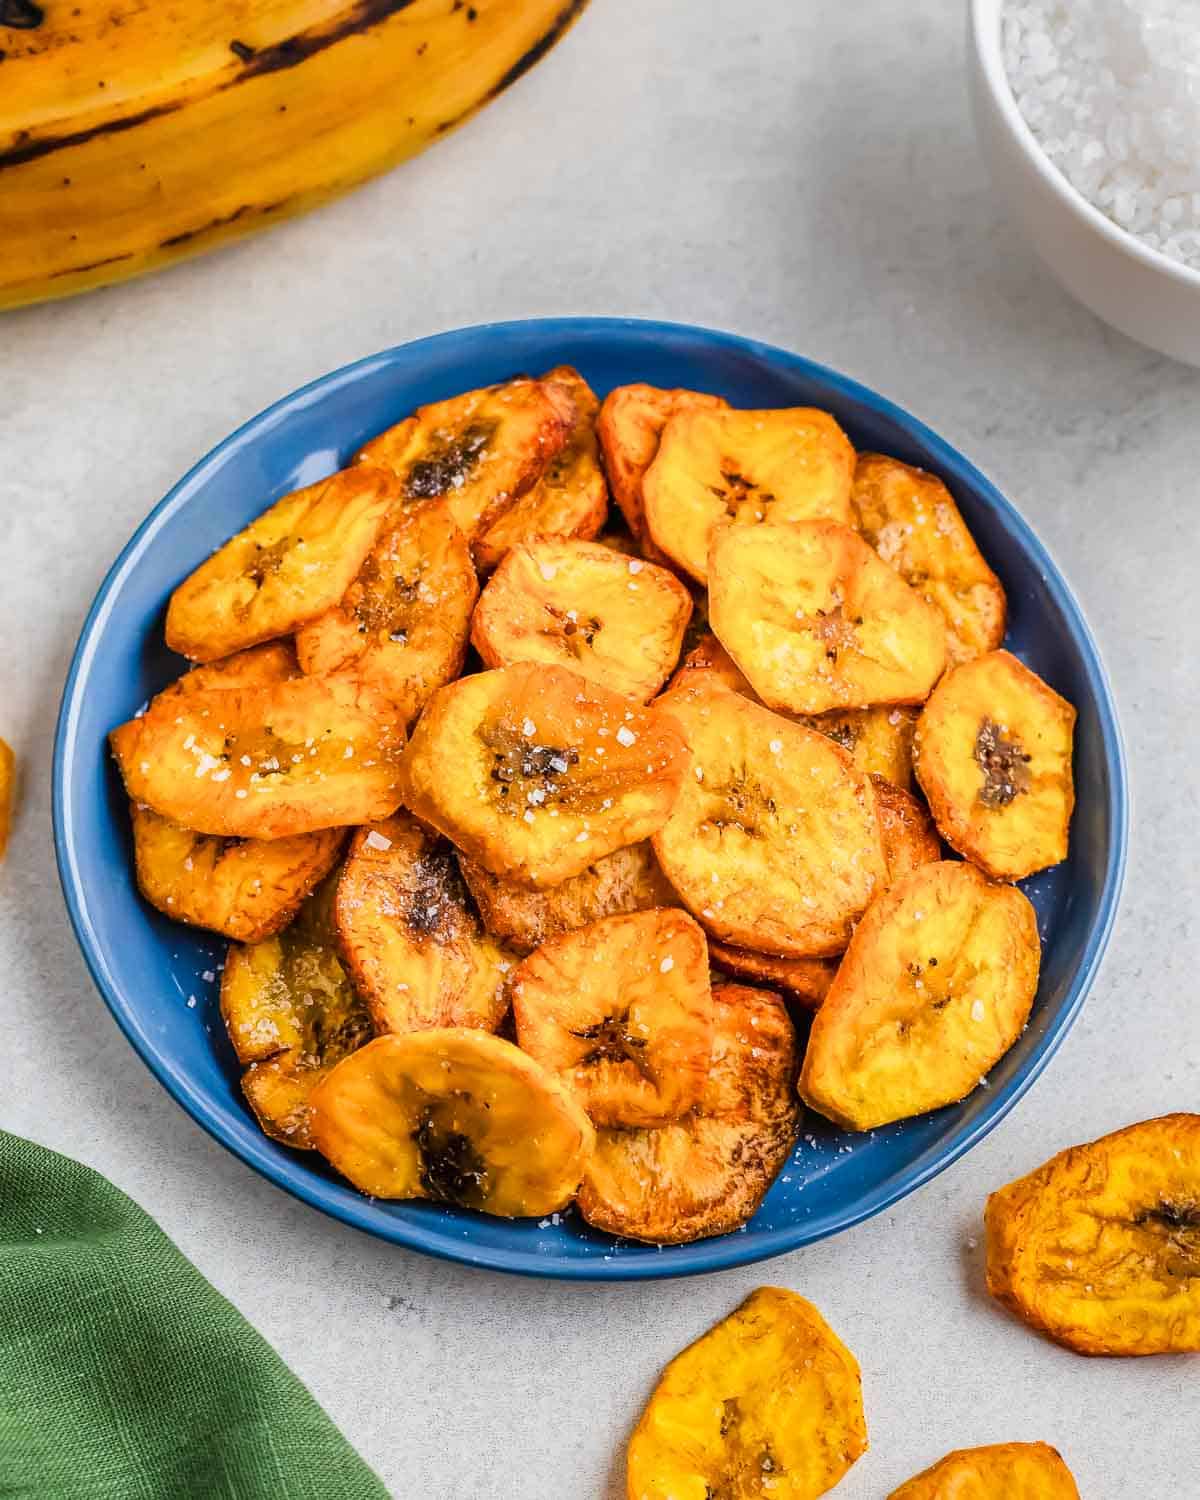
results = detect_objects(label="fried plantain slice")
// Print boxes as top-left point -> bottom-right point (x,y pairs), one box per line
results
577,984 -> 801,1244
471,538 -> 693,703
457,840 -> 676,955
399,663 -> 689,889
709,521 -> 947,713
511,909 -> 712,1127
129,804 -> 347,942
653,679 -> 887,957
985,1113 -> 1200,1356
0,737 -> 15,861
872,774 -> 941,883
596,383 -> 727,549
707,940 -> 836,1011
164,466 -> 399,662
294,501 -> 477,723
799,861 -> 1040,1131
626,1285 -> 867,1500
853,453 -> 1007,666
156,640 -> 302,703
914,650 -> 1076,881
889,1442 -> 1080,1499
643,406 -> 856,584
220,877 -> 372,1149
309,1028 -> 594,1215
356,376 -> 570,543
334,813 -> 513,1036
111,675 -> 406,840
474,367 -> 609,571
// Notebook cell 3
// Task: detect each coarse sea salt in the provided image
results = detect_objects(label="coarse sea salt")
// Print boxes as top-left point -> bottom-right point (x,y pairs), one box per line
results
1004,0 -> 1200,272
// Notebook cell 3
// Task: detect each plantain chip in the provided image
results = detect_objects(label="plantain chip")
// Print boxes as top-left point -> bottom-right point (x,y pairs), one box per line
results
156,640 -> 301,702
799,861 -> 1040,1131
220,877 -> 372,1149
111,675 -> 406,840
471,537 -> 693,702
643,406 -> 855,584
511,908 -> 712,1127
709,521 -> 947,714
0,738 -> 15,861
457,840 -> 676,955
577,984 -> 800,1244
626,1285 -> 867,1500
294,501 -> 477,722
474,366 -> 609,571
399,663 -> 689,889
653,678 -> 887,957
333,813 -> 513,1036
853,453 -> 1007,666
356,376 -> 570,544
915,650 -> 1076,881
888,1441 -> 1080,1499
596,383 -> 727,550
164,466 -> 398,662
872,774 -> 941,884
667,632 -> 757,699
985,1113 -> 1200,1356
129,804 -> 347,942
707,940 -> 836,1011
309,1027 -> 595,1216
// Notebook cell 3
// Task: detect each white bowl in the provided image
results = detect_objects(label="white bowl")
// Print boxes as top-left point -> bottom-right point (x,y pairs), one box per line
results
968,0 -> 1200,366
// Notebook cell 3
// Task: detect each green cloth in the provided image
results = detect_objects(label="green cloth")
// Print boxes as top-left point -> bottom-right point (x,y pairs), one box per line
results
0,1130 -> 389,1499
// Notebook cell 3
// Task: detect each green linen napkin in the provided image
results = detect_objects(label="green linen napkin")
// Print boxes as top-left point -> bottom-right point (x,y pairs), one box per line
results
0,1130 -> 389,1499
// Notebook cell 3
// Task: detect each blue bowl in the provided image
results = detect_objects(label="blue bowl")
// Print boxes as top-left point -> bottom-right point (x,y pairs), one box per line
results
53,318 -> 1127,1280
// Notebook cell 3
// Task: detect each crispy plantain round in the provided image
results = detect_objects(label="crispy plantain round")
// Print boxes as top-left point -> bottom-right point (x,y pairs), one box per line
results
577,984 -> 800,1244
853,452 -> 1007,666
399,663 -> 690,889
155,640 -> 302,702
914,649 -> 1076,881
457,840 -> 676,955
474,367 -> 609,571
309,1028 -> 595,1216
707,940 -> 836,1010
799,861 -> 1040,1131
710,521 -> 947,714
512,909 -> 712,1127
985,1113 -> 1200,1356
643,406 -> 855,584
653,678 -> 887,957
471,538 -> 693,703
334,813 -> 513,1036
0,737 -> 14,862
625,1285 -> 867,1499
888,1442 -> 1080,1499
872,774 -> 941,884
295,501 -> 477,723
165,466 -> 398,663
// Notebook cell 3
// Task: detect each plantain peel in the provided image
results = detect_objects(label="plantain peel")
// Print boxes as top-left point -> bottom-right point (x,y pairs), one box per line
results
111,675 -> 406,840
643,406 -> 856,584
474,366 -> 609,572
471,537 -> 693,703
985,1113 -> 1200,1356
398,663 -> 689,888
356,376 -> 570,544
853,453 -> 1007,666
309,1029 -> 595,1216
512,909 -> 712,1128
625,1286 -> 867,1500
334,814 -> 514,1037
800,861 -> 1040,1131
164,466 -> 398,662
578,984 -> 800,1244
295,500 -> 477,723
653,679 -> 887,957
915,650 -> 1075,882
220,878 -> 372,1149
710,521 -> 947,714
889,1442 -> 1080,1499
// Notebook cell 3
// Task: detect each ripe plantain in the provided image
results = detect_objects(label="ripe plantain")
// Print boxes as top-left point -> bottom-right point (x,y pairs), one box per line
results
0,0 -> 591,310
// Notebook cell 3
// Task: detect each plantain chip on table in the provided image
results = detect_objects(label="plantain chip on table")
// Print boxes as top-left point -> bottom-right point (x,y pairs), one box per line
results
888,1441 -> 1080,1498
0,738 -> 15,862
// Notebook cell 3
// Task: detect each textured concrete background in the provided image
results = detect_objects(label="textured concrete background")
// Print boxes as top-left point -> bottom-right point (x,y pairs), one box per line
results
2,1 -> 1198,1495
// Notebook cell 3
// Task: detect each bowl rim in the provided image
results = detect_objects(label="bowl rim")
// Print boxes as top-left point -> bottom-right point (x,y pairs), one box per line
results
52,315 -> 1129,1280
969,0 -> 1200,292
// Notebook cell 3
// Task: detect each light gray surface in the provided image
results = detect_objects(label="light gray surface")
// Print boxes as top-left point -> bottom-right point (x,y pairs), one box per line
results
2,1 -> 1197,1495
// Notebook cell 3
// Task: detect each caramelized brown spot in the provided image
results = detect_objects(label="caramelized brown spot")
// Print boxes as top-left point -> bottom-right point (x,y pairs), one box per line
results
404,421 -> 495,500
975,718 -> 1032,807
413,1109 -> 489,1205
